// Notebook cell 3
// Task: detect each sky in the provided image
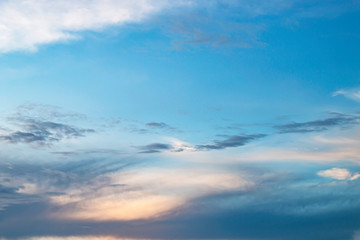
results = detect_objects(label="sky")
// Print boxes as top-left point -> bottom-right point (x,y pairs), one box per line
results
1,0 -> 360,239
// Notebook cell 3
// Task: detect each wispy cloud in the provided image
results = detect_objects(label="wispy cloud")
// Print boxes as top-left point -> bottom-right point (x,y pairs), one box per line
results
13,104 -> 86,121
162,0 -> 360,49
51,149 -> 123,157
136,134 -> 266,154
274,113 -> 360,133
146,122 -> 177,131
0,104 -> 94,145
146,122 -> 171,129
333,87 -> 360,103
137,143 -> 174,153
196,134 -> 266,150
124,120 -> 181,135
0,119 -> 94,145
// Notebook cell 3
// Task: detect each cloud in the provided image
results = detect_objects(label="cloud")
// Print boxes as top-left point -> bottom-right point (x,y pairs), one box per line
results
1,0 -> 357,53
0,157 -> 135,212
145,122 -> 177,132
162,0 -> 360,49
333,88 -> 360,103
317,168 -> 360,181
274,113 -> 360,133
0,183 -> 40,211
49,167 -> 252,221
350,173 -> 360,181
51,149 -> 123,157
137,134 -> 266,153
14,237 -> 141,240
317,168 -> 351,180
0,104 -> 95,145
0,159 -> 253,222
146,122 -> 172,129
0,119 -> 94,145
3,160 -> 360,240
125,120 -> 180,135
0,0 -> 187,53
196,134 -> 266,150
13,104 -> 86,121
137,143 -> 173,153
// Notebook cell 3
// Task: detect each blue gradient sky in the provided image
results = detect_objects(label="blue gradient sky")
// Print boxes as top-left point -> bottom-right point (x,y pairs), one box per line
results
1,1 -> 360,240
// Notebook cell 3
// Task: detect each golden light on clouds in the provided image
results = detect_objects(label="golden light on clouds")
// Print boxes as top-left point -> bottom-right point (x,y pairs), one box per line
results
49,167 -> 253,221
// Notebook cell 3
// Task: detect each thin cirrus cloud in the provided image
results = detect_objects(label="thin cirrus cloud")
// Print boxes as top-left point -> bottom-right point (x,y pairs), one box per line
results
130,122 -> 179,135
0,118 -> 95,145
333,88 -> 360,103
196,134 -> 266,150
273,113 -> 360,134
0,0 -> 188,53
146,122 -> 174,129
137,134 -> 266,154
0,104 -> 95,145
137,143 -> 174,153
145,122 -> 179,132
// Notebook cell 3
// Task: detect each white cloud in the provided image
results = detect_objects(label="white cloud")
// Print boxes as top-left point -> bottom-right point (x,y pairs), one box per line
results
0,0 -> 186,53
317,168 -> 360,181
317,168 -> 351,180
333,88 -> 360,103
350,173 -> 360,181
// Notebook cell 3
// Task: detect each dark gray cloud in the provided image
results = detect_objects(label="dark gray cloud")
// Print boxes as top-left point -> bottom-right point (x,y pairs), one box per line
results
196,134 -> 266,150
0,119 -> 95,145
138,143 -> 174,153
274,113 -> 360,133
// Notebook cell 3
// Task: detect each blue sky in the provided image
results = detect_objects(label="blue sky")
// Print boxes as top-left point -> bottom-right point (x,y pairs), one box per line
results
1,1 -> 360,240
